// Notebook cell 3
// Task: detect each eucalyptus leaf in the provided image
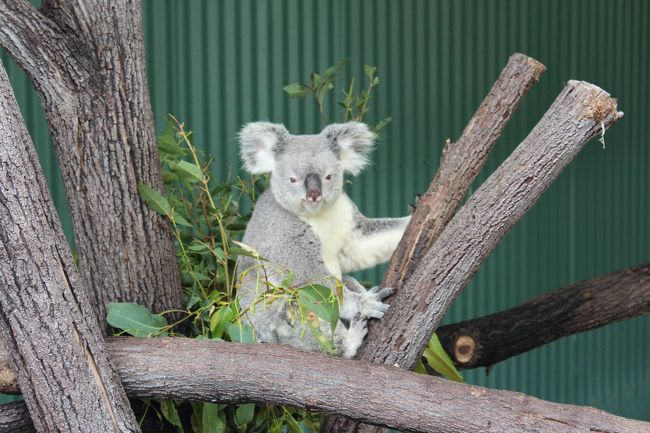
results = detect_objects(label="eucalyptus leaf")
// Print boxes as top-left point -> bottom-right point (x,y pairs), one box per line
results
202,402 -> 226,433
169,160 -> 203,182
304,312 -> 337,354
363,64 -> 377,78
422,333 -> 464,382
158,134 -> 186,156
138,183 -> 171,216
172,213 -> 193,227
228,322 -> 256,344
235,403 -> 256,426
297,284 -> 339,331
107,303 -> 168,337
210,305 -> 235,338
283,83 -> 308,98
283,411 -> 304,433
280,272 -> 295,289
160,400 -> 185,433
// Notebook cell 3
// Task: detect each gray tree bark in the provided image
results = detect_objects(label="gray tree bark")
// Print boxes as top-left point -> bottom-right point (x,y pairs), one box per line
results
437,262 -> 650,369
0,0 -> 181,327
4,338 -> 650,433
0,402 -> 34,433
0,63 -> 139,431
326,80 -> 623,433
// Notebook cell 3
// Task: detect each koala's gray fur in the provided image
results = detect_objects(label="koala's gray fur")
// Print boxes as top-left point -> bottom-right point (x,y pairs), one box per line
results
236,122 -> 410,358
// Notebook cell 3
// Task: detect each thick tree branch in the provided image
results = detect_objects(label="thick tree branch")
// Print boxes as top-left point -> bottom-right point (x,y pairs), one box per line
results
382,53 -> 545,291
0,0 -> 181,328
359,80 -> 622,367
328,82 -> 623,433
0,62 -> 140,432
437,262 -> 650,369
0,0 -> 90,101
3,338 -> 650,433
2,264 -> 648,394
0,402 -> 34,433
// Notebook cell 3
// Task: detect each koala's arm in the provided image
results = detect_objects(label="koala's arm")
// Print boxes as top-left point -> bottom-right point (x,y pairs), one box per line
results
339,211 -> 410,274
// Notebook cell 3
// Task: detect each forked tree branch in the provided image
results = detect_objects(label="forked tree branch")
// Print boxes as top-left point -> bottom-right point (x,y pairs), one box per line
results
327,81 -> 623,433
382,53 -> 545,291
3,338 -> 650,433
0,62 -> 140,432
437,262 -> 650,369
358,80 -> 622,367
0,0 -> 182,329
0,0 -> 89,100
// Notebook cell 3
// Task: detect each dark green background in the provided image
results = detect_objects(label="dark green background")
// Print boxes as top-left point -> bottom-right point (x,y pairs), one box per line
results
2,0 -> 648,421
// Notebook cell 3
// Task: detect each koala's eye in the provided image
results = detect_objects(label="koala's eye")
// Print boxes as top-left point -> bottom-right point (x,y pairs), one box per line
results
325,174 -> 332,180
289,177 -> 298,183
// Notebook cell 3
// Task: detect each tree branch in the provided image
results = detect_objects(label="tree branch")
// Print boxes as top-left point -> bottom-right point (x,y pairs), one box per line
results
0,402 -> 34,433
359,80 -> 622,367
1,0 -> 181,328
0,0 -> 89,100
328,81 -> 623,433
3,338 -> 650,433
0,62 -> 140,432
382,53 -> 545,291
437,262 -> 650,369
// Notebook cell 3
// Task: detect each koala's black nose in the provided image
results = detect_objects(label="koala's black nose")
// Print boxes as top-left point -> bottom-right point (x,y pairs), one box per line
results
304,174 -> 322,201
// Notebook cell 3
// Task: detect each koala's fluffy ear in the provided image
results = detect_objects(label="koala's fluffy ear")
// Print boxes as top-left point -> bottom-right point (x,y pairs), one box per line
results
321,122 -> 375,175
239,122 -> 289,174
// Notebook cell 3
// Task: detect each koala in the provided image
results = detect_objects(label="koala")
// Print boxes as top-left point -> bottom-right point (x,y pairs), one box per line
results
235,121 -> 410,358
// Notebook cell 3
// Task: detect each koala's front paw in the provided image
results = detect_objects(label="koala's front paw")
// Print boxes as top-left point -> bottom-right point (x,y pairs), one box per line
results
341,317 -> 368,358
357,286 -> 394,319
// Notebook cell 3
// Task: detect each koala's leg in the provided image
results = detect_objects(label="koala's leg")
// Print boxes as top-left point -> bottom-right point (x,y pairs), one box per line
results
334,315 -> 368,358
340,215 -> 411,273
339,275 -> 394,321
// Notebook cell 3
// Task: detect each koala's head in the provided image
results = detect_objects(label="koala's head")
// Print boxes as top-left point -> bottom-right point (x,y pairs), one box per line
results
239,122 -> 374,216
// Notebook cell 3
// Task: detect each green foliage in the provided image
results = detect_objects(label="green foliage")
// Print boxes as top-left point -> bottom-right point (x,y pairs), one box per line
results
283,58 -> 349,116
107,303 -> 168,337
283,60 -> 391,132
418,333 -> 464,382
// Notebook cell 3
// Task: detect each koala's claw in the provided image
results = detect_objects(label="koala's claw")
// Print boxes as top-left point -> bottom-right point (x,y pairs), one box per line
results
369,285 -> 395,300
357,286 -> 392,319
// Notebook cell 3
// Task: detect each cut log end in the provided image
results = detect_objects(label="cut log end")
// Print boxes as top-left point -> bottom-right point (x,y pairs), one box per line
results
567,80 -> 624,124
510,52 -> 546,80
453,335 -> 477,365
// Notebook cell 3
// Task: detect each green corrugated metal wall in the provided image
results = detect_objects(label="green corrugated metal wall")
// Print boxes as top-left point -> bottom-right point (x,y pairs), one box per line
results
1,0 -> 648,422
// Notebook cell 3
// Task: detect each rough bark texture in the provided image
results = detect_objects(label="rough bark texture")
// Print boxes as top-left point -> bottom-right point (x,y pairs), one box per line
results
381,53 -> 545,292
0,402 -> 35,433
0,63 -> 140,432
4,338 -> 650,433
328,81 -> 623,433
437,262 -> 650,369
0,0 -> 181,327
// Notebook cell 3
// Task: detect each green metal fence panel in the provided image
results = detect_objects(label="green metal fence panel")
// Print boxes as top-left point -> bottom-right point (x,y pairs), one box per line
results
1,0 -> 648,420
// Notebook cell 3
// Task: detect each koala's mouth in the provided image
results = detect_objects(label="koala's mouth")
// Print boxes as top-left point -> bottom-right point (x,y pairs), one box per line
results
302,197 -> 324,211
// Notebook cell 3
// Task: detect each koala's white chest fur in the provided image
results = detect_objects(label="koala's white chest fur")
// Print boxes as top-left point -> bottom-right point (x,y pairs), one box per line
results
300,195 -> 355,278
